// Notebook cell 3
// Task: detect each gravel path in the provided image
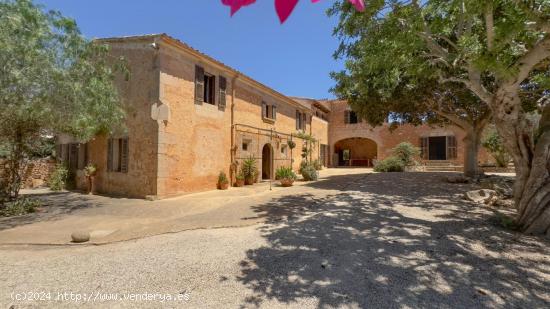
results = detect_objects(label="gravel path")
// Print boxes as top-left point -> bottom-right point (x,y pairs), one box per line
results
1,172 -> 549,308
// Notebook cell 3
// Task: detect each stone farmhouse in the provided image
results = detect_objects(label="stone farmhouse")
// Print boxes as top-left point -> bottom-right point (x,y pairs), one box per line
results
56,34 -> 491,199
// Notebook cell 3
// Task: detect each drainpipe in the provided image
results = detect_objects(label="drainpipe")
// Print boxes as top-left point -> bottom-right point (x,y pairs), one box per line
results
230,74 -> 240,186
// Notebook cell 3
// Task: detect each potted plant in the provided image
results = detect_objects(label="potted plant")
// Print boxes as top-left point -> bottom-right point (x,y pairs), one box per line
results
83,163 -> 97,195
276,166 -> 297,187
242,156 -> 258,185
235,170 -> 245,187
217,171 -> 229,190
287,140 -> 296,150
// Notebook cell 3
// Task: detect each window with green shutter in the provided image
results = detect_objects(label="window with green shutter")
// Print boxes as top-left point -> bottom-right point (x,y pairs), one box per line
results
107,137 -> 129,173
194,65 -> 204,105
218,76 -> 227,111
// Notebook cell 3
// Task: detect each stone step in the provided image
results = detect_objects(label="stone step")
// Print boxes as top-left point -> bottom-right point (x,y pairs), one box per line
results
424,161 -> 453,166
425,166 -> 462,172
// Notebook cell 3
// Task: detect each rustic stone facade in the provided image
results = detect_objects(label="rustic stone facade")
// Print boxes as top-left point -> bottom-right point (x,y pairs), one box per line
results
326,100 -> 493,167
55,34 -> 495,199
0,158 -> 56,189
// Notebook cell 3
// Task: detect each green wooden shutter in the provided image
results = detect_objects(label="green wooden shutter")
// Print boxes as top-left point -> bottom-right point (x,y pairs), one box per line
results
107,139 -> 113,172
420,137 -> 429,160
344,110 -> 350,124
296,110 -> 300,129
84,143 -> 88,167
194,65 -> 205,105
218,76 -> 226,111
447,136 -> 457,159
121,138 -> 129,173
272,105 -> 277,120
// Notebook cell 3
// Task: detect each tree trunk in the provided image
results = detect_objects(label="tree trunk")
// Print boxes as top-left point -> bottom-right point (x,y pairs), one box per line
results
463,129 -> 482,177
492,88 -> 550,236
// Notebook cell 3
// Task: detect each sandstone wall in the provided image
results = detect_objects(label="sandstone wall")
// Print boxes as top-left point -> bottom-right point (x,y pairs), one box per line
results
156,43 -> 233,197
71,39 -> 160,198
327,100 -> 494,166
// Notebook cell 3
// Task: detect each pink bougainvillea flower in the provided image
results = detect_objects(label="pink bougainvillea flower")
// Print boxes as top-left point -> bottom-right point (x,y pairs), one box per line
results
275,0 -> 299,23
346,0 -> 365,12
222,0 -> 365,23
221,0 -> 257,16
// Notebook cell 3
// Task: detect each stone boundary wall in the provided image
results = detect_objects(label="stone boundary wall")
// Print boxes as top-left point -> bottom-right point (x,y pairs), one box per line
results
0,158 -> 57,189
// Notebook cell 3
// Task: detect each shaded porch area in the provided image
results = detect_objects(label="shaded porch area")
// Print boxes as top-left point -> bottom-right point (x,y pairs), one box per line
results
333,137 -> 378,167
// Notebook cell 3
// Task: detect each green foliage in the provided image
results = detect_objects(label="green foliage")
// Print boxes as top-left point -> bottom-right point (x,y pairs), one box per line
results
84,163 -> 97,177
374,156 -> 405,173
287,140 -> 296,149
328,0 -> 545,131
312,159 -> 322,171
482,129 -> 511,167
0,143 -> 8,158
275,166 -> 297,180
235,170 -> 245,180
47,164 -> 68,191
217,171 -> 229,184
392,142 -> 420,166
493,213 -> 520,231
0,198 -> 40,217
329,0 -> 492,130
241,156 -> 258,180
300,161 -> 319,181
295,132 -> 317,162
294,132 -> 317,144
0,0 -> 127,200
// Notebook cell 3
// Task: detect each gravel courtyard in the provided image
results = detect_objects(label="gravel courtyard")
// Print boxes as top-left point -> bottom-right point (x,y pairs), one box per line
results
1,171 -> 549,308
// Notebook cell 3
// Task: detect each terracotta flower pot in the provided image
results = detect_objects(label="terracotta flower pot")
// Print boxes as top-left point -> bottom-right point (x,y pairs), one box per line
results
218,182 -> 229,190
235,179 -> 245,187
245,177 -> 255,185
280,178 -> 294,187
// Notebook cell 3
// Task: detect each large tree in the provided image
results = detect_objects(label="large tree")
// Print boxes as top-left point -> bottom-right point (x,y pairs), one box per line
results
0,0 -> 126,204
331,45 -> 491,176
330,0 -> 550,235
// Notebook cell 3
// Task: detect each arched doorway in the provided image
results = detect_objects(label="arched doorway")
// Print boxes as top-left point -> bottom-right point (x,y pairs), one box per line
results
262,144 -> 273,179
334,138 -> 378,167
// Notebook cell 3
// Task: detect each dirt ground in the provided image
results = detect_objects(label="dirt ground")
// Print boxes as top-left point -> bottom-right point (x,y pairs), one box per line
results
1,170 -> 549,308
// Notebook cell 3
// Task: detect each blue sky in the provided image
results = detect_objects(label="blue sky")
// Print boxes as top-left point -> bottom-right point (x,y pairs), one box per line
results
36,0 -> 344,99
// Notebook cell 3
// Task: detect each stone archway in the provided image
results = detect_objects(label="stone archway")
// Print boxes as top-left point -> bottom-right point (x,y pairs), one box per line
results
333,138 -> 378,167
262,144 -> 273,179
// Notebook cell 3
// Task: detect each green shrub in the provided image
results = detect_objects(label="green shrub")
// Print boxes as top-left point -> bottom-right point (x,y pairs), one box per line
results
1,198 -> 41,217
242,156 -> 258,180
47,164 -> 68,191
482,129 -> 511,167
493,213 -> 520,231
275,166 -> 297,180
235,170 -> 245,180
312,159 -> 322,171
300,161 -> 318,181
218,171 -> 228,184
392,142 -> 420,166
374,156 -> 405,172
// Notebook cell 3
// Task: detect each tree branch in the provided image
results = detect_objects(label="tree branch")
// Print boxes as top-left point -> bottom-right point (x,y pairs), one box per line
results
466,65 -> 493,103
512,35 -> 550,86
426,97 -> 471,130
439,72 -> 493,104
476,108 -> 492,130
484,1 -> 495,51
